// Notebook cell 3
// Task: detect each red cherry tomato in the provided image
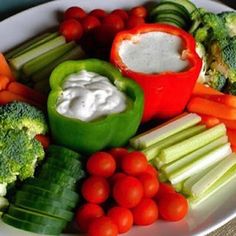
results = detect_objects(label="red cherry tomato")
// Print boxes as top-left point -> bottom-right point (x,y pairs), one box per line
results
144,164 -> 159,177
109,172 -> 127,185
86,152 -> 116,177
138,173 -> 159,198
82,15 -> 101,33
158,193 -> 188,221
126,15 -> 145,29
111,9 -> 129,21
129,6 -> 147,19
75,203 -> 104,232
102,14 -> 125,32
108,147 -> 129,167
154,182 -> 175,202
107,207 -> 133,233
81,176 -> 110,204
121,151 -> 148,176
131,198 -> 158,226
113,176 -> 143,208
89,9 -> 107,20
88,216 -> 118,236
59,19 -> 83,41
64,6 -> 87,20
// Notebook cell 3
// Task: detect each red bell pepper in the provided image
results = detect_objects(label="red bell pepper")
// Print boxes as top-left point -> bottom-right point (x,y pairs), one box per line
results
110,23 -> 202,122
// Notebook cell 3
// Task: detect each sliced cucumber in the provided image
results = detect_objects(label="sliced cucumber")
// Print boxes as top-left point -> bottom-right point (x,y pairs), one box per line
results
161,0 -> 197,14
154,14 -> 188,29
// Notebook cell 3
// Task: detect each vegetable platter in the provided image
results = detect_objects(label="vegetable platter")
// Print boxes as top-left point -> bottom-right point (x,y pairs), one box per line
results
0,0 -> 236,236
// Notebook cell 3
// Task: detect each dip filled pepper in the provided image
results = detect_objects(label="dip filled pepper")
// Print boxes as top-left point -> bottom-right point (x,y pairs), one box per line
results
47,59 -> 143,154
110,23 -> 202,122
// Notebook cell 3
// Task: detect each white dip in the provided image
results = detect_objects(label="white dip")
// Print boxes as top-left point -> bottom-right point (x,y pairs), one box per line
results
118,31 -> 189,73
56,70 -> 127,122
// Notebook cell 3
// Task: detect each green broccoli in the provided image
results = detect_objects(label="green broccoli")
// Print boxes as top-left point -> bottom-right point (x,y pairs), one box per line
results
205,70 -> 227,91
0,102 -> 48,138
189,8 -> 207,34
0,128 -> 44,184
218,11 -> 236,38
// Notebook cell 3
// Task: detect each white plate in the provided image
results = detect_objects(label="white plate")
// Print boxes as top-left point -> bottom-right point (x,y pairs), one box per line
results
0,0 -> 235,235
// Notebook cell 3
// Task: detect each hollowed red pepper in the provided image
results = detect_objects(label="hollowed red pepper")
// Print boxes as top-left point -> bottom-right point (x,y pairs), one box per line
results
110,23 -> 202,122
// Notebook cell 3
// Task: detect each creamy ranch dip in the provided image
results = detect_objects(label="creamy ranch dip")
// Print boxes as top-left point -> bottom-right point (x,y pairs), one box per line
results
56,70 -> 127,121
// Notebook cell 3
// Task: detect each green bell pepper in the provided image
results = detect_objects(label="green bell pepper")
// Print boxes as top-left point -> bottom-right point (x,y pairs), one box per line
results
47,59 -> 144,154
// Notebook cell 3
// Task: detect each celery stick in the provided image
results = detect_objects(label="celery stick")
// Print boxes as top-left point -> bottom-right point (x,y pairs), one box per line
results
129,113 -> 201,149
22,41 -> 76,76
31,45 -> 86,82
143,125 -> 206,161
173,181 -> 184,192
162,135 -> 228,176
168,143 -> 232,184
158,172 -> 168,182
153,157 -> 165,169
160,124 -> 226,164
9,35 -> 66,70
189,164 -> 236,207
190,153 -> 236,197
6,32 -> 58,59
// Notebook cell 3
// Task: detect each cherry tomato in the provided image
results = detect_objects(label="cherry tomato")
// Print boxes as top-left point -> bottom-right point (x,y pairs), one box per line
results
154,182 -> 175,202
111,9 -> 129,21
95,24 -> 117,46
121,151 -> 148,176
138,173 -> 159,198
75,203 -> 104,232
108,206 -> 133,233
82,15 -> 101,33
158,193 -> 188,221
113,176 -> 143,208
144,164 -> 159,177
102,14 -> 125,32
81,176 -> 110,204
129,6 -> 147,19
109,172 -> 127,185
88,216 -> 118,236
126,15 -> 145,29
89,9 -> 107,20
86,152 -> 116,177
64,6 -> 87,20
59,19 -> 83,41
108,147 -> 129,168
131,198 -> 158,226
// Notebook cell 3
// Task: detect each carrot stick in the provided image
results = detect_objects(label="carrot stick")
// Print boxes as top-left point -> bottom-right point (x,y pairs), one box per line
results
219,119 -> 236,130
187,97 -> 236,120
0,53 -> 14,80
199,114 -> 220,128
193,83 -> 223,96
7,82 -> 47,105
35,134 -> 50,149
227,129 -> 236,146
0,75 -> 11,91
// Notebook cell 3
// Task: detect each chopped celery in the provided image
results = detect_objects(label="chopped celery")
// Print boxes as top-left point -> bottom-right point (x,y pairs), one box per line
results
189,164 -> 236,207
143,125 -> 206,161
9,35 -> 66,70
153,157 -> 165,169
168,143 -> 232,184
190,153 -> 236,197
22,41 -> 76,76
173,181 -> 184,192
129,113 -> 201,149
160,124 -> 227,164
162,135 -> 228,176
158,172 -> 168,182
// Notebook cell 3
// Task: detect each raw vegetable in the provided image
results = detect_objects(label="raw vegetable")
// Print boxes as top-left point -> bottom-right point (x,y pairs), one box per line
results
110,23 -> 202,122
193,82 -> 223,96
0,53 -> 14,79
47,59 -> 143,154
0,75 -> 11,91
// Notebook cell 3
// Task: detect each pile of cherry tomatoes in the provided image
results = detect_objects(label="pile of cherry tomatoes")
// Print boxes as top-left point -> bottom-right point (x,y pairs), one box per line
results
76,148 -> 188,236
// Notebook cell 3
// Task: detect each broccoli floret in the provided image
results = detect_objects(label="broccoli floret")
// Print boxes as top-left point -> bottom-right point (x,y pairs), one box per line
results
189,8 -> 207,34
0,101 -> 48,138
218,11 -> 236,38
0,128 -> 44,184
205,70 -> 227,91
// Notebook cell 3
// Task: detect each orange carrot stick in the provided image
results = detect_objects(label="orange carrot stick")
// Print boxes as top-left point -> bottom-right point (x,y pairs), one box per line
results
199,114 -> 220,128
35,134 -> 50,149
227,129 -> 236,146
193,83 -> 223,96
187,97 -> 236,120
0,53 -> 14,80
219,119 -> 236,130
0,75 -> 11,91
7,82 -> 47,105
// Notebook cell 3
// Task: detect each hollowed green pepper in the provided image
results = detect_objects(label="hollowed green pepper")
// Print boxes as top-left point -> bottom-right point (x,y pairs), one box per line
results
47,59 -> 144,154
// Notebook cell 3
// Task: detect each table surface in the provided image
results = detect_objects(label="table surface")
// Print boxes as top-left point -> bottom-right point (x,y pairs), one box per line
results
0,0 -> 236,235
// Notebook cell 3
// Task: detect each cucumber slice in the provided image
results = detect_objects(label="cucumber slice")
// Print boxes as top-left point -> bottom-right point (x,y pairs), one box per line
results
8,204 -> 67,229
2,214 -> 62,235
154,14 -> 188,29
161,0 -> 197,14
143,125 -> 205,161
160,123 -> 227,164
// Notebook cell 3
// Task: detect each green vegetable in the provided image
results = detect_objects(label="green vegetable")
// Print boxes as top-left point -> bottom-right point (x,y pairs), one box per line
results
47,59 -> 144,154
205,70 -> 227,91
0,184 -> 7,197
0,196 -> 9,212
0,101 -> 48,138
218,11 -> 236,38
